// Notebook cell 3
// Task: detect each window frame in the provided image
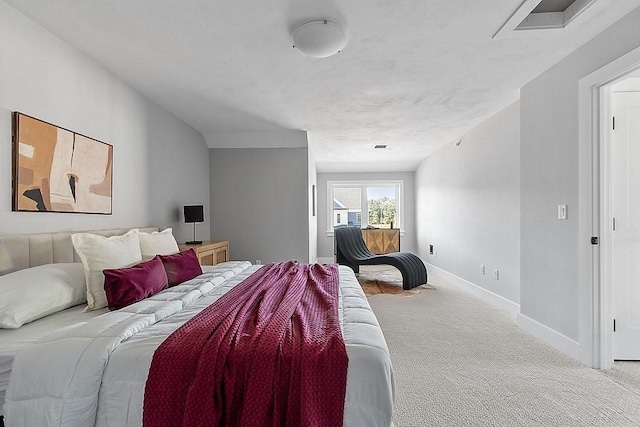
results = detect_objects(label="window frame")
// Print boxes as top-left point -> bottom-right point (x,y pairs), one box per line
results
326,180 -> 404,236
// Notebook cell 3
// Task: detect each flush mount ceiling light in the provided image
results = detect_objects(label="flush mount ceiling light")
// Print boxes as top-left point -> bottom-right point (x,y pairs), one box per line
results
292,20 -> 348,58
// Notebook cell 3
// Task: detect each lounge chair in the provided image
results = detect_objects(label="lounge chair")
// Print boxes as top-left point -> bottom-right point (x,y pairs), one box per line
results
334,226 -> 427,290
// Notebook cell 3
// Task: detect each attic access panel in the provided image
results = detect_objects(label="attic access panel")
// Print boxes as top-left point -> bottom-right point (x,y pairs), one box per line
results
494,0 -> 598,38
532,0 -> 577,13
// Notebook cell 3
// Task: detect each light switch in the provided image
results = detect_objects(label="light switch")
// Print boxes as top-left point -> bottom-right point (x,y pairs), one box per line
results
558,204 -> 568,220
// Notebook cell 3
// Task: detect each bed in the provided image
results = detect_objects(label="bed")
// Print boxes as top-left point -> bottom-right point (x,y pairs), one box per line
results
0,227 -> 394,426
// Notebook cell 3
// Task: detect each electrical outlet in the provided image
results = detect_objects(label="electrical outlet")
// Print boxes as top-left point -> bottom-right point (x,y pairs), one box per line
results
480,265 -> 485,275
256,259 -> 262,265
493,269 -> 499,280
429,244 -> 434,255
558,204 -> 568,220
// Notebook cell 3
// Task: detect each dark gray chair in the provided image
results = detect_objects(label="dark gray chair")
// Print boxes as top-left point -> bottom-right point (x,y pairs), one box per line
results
334,226 -> 427,290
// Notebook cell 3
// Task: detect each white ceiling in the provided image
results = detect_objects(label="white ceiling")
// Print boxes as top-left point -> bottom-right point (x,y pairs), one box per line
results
4,0 -> 640,172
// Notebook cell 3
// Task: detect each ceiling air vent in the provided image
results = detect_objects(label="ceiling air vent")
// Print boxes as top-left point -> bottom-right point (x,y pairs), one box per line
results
494,0 -> 598,38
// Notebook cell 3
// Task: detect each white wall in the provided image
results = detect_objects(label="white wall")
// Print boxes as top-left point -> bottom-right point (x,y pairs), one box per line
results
0,2 -> 210,243
520,7 -> 640,344
317,172 -> 416,259
416,101 -> 521,304
308,147 -> 318,263
209,147 -> 310,263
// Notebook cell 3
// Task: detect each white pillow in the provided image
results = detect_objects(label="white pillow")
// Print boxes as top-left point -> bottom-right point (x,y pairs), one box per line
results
139,228 -> 179,260
71,229 -> 142,310
0,263 -> 87,328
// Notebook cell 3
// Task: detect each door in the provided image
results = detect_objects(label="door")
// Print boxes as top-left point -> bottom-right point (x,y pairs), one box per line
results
612,91 -> 640,360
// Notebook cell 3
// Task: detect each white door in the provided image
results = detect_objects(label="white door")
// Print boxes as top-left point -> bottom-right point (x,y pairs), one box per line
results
612,91 -> 640,360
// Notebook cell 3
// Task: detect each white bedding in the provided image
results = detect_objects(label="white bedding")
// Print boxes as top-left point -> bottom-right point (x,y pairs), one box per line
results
3,262 -> 394,426
0,304 -> 108,416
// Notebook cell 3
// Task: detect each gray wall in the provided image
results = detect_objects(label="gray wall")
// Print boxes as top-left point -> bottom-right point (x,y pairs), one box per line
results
209,147 -> 309,263
0,2 -> 210,243
317,172 -> 416,259
145,102 -> 210,243
416,101 -> 521,304
520,7 -> 640,342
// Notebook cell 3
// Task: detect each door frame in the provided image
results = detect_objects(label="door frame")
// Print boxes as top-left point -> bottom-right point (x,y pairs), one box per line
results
579,45 -> 640,369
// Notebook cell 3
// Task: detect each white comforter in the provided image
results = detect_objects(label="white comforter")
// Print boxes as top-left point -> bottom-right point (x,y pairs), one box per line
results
4,262 -> 394,427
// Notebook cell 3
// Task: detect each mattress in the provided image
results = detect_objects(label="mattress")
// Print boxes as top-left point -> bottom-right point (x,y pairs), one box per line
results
4,263 -> 394,426
0,305 -> 108,416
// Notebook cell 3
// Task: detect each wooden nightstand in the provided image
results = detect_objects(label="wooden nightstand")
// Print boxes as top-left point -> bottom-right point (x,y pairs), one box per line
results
178,241 -> 229,266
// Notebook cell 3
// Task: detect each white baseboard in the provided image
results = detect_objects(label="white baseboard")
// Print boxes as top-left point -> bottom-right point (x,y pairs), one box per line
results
426,263 -> 520,316
518,313 -> 581,361
425,264 -> 582,361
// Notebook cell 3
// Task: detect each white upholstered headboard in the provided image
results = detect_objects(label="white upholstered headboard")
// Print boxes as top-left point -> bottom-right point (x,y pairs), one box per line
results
0,227 -> 159,276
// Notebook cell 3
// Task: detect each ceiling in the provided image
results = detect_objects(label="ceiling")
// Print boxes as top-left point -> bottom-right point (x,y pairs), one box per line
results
4,0 -> 640,172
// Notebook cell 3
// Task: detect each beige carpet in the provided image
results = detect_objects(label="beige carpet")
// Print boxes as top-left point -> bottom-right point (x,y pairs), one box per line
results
363,268 -> 640,426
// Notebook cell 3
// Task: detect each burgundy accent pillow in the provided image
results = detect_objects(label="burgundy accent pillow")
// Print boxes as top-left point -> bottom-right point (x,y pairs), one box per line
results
159,249 -> 203,287
103,256 -> 169,310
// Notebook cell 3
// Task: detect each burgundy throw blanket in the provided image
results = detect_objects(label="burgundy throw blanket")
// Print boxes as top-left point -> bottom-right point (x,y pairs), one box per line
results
143,261 -> 348,427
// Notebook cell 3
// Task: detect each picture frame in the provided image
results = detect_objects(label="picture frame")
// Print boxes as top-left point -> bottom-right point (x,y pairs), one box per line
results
12,112 -> 113,214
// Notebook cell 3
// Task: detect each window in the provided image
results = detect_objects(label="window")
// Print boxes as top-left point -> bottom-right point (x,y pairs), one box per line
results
332,187 -> 361,228
367,186 -> 397,229
327,180 -> 404,235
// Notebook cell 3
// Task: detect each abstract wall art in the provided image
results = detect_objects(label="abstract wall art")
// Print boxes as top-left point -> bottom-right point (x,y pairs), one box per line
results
12,112 -> 113,214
